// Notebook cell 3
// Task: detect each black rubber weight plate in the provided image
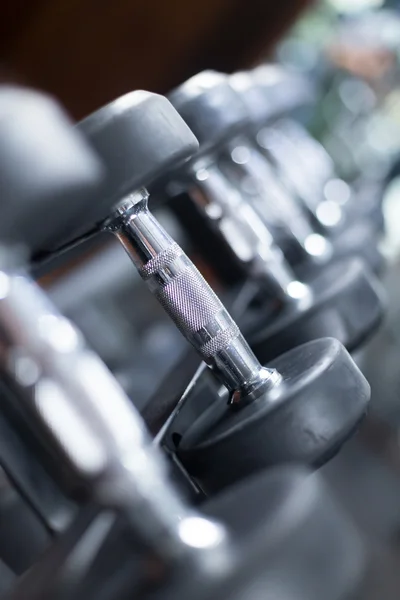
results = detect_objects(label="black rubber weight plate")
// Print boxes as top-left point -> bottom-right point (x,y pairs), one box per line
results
201,467 -> 364,600
157,468 -> 364,600
74,92 -> 198,239
177,338 -> 370,493
248,258 -> 384,365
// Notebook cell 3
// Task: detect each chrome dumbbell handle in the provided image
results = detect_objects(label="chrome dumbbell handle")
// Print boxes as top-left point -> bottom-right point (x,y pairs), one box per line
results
256,122 -> 346,231
187,162 -> 299,302
187,166 -> 313,305
223,138 -> 332,258
107,189 -> 280,405
0,266 -> 227,564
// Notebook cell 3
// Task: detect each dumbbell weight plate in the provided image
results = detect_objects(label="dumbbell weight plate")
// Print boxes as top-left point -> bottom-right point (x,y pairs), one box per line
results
175,338 -> 369,493
247,258 -> 384,365
9,90 -> 200,269
201,467 -> 364,600
0,88 -> 197,260
157,467 -> 365,600
44,91 -> 198,251
53,468 -> 365,600
169,71 -> 250,153
0,86 -> 104,254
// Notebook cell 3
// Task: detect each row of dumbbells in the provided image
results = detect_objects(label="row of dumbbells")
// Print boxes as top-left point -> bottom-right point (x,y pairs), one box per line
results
0,64 -> 386,599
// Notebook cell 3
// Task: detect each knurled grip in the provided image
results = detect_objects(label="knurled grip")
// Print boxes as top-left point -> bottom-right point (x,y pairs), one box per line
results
110,191 -> 273,400
143,246 -> 241,360
140,242 -> 182,279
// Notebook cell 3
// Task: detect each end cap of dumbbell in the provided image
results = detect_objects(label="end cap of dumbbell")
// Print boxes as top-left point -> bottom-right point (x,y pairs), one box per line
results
169,71 -> 250,152
0,86 -> 104,254
77,91 -> 199,228
251,65 -> 317,119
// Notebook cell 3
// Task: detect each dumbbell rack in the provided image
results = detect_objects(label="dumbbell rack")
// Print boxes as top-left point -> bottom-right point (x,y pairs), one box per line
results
0,65 -> 390,600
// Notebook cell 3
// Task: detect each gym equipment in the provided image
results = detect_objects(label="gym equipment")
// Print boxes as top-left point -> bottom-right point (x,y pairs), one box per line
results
167,70 -> 332,270
0,270 -> 364,600
246,65 -> 385,245
71,90 -> 371,490
0,86 -> 106,572
0,86 -> 104,254
164,71 -> 384,364
7,467 -> 366,600
0,86 -> 365,600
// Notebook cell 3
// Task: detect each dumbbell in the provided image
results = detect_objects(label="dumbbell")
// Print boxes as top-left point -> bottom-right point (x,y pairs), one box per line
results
0,271 -> 363,600
0,89 -> 370,495
216,69 -> 383,274
0,84 -> 224,583
166,70 -> 333,271
168,69 -> 382,275
161,71 -> 384,364
245,66 -> 385,257
0,258 -> 364,600
0,88 -> 365,600
42,89 -> 375,494
248,66 -> 350,225
8,463 -> 365,600
0,87 -> 104,255
0,86 -> 108,572
248,66 -> 372,215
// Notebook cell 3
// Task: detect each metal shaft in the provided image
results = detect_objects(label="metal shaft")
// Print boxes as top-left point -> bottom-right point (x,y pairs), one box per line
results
256,124 -> 319,210
188,162 -> 300,302
188,164 -> 314,305
107,188 -> 280,405
0,268 -> 225,565
256,122 -> 345,233
222,137 -> 333,263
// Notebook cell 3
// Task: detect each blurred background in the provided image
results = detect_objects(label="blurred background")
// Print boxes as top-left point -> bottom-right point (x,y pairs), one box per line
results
0,0 -> 315,118
3,0 -> 400,597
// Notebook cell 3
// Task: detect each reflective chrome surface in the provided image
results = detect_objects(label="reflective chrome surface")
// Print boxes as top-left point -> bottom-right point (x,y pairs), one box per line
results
187,162 -> 309,302
220,135 -> 333,263
0,267 -> 229,565
107,189 -> 280,404
256,119 -> 348,232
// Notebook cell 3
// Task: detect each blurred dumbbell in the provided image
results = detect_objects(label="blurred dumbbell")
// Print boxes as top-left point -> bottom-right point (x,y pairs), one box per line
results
0,87 -> 104,254
0,265 -> 364,600
85,467 -> 365,600
169,69 -> 382,276
0,285 -> 363,600
244,65 -> 385,264
0,88 -> 366,600
9,464 -> 366,600
166,70 -> 333,270
248,67 -> 374,217
0,85 -> 235,594
38,89 -> 376,493
159,71 -> 384,364
0,85 -> 107,572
